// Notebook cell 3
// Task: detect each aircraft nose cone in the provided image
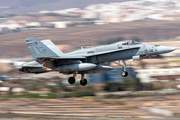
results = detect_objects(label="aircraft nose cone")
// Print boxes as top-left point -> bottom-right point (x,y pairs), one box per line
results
156,46 -> 175,54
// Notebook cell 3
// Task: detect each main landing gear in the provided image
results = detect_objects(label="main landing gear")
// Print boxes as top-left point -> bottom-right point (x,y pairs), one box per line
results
80,74 -> 87,86
68,73 -> 87,86
68,77 -> 76,84
113,61 -> 129,77
68,73 -> 76,84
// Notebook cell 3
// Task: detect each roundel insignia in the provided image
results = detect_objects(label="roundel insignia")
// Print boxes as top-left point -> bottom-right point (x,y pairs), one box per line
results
43,66 -> 47,70
42,49 -> 47,54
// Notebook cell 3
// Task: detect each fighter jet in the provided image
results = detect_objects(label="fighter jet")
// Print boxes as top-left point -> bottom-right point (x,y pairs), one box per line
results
20,37 -> 178,86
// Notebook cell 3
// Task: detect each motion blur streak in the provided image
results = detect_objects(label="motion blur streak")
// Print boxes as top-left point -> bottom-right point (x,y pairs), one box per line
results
0,0 -> 180,119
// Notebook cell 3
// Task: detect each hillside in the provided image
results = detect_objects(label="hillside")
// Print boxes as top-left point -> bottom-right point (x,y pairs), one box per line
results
0,0 -> 134,15
1,20 -> 180,58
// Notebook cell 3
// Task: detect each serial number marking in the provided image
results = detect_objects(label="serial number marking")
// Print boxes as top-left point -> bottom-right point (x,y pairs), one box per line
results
145,49 -> 154,53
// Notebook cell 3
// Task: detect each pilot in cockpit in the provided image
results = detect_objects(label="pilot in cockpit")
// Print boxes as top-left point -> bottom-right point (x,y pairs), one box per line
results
122,41 -> 129,45
111,40 -> 140,45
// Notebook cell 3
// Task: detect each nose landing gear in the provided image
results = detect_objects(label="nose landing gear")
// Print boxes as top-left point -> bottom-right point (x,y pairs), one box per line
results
121,71 -> 128,77
113,61 -> 129,77
121,62 -> 128,77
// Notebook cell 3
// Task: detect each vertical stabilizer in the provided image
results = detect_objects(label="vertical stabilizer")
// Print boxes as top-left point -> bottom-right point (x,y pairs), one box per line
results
41,40 -> 63,56
25,37 -> 59,60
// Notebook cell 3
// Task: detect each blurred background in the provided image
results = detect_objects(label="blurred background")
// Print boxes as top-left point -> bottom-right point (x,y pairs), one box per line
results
1,0 -> 180,119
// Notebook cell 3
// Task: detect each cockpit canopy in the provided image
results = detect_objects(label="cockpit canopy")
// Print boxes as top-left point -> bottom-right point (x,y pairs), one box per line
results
111,40 -> 141,45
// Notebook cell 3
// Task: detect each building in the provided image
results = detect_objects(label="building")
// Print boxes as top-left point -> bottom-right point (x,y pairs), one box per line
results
87,67 -> 136,84
136,68 -> 180,82
48,21 -> 67,28
0,87 -> 9,95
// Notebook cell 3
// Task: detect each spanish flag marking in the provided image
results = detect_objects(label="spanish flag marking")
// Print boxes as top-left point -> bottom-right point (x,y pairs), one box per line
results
43,66 -> 47,70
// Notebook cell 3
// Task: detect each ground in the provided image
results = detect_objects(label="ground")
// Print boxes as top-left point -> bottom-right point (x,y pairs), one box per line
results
1,93 -> 180,119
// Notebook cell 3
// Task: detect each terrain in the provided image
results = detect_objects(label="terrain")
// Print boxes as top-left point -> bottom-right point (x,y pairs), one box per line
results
0,0 -> 136,15
1,93 -> 180,119
1,20 -> 180,57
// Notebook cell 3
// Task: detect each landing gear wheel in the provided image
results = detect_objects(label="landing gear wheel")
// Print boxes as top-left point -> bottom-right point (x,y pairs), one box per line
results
80,79 -> 87,86
68,77 -> 76,84
121,71 -> 128,77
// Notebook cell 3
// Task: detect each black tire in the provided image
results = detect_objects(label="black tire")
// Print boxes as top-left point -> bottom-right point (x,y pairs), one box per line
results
68,77 -> 76,84
121,71 -> 128,77
80,79 -> 87,86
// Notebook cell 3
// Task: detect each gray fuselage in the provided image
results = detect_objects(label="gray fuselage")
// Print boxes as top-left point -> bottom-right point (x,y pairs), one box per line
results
65,43 -> 158,64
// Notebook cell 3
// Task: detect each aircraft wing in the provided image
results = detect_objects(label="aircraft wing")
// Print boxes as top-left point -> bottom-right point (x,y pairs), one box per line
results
35,56 -> 86,69
37,56 -> 86,60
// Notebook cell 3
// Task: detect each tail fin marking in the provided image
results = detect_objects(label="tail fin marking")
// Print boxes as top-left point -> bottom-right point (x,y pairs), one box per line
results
26,37 -> 59,60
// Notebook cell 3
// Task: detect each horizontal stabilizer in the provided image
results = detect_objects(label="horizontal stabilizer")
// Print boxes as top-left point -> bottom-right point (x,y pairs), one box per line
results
37,56 -> 86,60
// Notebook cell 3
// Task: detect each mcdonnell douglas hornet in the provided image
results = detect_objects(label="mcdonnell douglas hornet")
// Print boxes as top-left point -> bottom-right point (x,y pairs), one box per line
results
19,37 -> 178,86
